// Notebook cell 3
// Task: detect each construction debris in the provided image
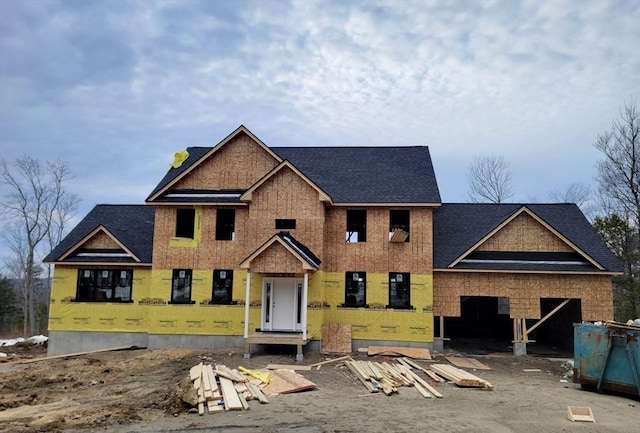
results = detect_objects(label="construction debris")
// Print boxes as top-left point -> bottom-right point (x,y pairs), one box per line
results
189,362 -> 268,415
567,406 -> 596,422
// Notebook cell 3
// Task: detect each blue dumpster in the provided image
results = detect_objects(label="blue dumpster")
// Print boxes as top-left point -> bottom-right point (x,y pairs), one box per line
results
573,322 -> 640,397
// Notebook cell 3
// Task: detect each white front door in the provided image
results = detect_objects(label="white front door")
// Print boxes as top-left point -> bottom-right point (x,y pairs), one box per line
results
262,278 -> 303,331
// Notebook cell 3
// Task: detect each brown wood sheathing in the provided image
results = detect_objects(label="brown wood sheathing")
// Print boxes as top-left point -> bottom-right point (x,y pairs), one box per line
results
322,207 -> 433,274
173,132 -> 279,191
84,231 -> 120,249
249,242 -> 305,274
433,272 -> 613,321
478,213 -> 574,252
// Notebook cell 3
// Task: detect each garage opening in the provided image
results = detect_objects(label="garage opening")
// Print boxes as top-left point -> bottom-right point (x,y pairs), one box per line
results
438,296 -> 513,351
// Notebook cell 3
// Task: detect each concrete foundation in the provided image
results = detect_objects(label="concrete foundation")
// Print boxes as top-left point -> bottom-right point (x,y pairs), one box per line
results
513,342 -> 528,356
48,331 -> 434,358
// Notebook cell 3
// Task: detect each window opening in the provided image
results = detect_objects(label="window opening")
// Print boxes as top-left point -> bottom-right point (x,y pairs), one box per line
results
175,208 -> 195,238
346,210 -> 366,242
211,269 -> 233,304
216,209 -> 235,240
276,219 -> 296,230
388,272 -> 411,308
265,282 -> 271,323
344,271 -> 366,307
389,210 -> 410,242
171,269 -> 193,303
296,282 -> 303,324
75,269 -> 132,302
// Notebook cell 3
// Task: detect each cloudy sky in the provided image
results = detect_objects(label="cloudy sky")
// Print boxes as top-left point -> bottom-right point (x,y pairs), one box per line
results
1,0 -> 639,229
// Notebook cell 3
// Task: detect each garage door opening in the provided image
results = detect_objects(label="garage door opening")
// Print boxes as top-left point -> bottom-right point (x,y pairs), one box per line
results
437,296 -> 513,352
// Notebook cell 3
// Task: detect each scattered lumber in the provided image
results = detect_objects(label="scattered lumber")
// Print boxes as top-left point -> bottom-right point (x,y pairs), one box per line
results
430,364 -> 493,389
188,363 -> 269,415
399,357 -> 442,382
345,359 -> 442,398
445,356 -> 491,370
366,346 -> 431,360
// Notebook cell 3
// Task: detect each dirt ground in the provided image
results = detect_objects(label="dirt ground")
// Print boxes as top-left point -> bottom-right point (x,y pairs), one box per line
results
1,340 -> 638,433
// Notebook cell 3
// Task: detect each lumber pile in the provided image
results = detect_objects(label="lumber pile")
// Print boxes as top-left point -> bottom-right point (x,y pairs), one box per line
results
430,364 -> 493,389
189,362 -> 269,415
344,359 -> 442,398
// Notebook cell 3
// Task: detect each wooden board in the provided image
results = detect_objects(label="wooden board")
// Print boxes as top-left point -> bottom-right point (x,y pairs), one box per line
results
263,369 -> 317,394
266,364 -> 312,371
367,346 -> 431,360
321,323 -> 352,353
445,356 -> 491,370
218,376 -> 244,410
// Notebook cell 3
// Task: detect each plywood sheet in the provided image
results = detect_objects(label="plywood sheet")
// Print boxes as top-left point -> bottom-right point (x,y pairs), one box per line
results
262,369 -> 316,395
367,346 -> 431,360
321,323 -> 352,353
445,356 -> 491,370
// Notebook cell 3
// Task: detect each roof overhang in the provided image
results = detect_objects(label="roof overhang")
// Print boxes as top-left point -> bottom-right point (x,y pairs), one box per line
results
53,225 -> 143,264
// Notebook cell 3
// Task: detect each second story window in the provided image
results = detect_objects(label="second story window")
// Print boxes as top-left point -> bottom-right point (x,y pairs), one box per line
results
171,269 -> 193,303
175,208 -> 195,238
346,209 -> 366,242
211,269 -> 233,304
216,209 -> 235,240
389,210 -> 410,242
344,271 -> 366,307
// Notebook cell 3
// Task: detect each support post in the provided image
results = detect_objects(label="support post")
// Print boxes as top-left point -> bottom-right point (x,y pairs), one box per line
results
513,318 -> 527,356
243,271 -> 251,359
299,273 -> 309,362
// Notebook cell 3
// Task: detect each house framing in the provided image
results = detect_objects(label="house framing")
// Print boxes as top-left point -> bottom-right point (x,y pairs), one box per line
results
44,126 -> 622,358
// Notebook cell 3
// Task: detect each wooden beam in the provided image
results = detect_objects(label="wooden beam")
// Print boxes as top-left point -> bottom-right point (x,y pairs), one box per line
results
525,298 -> 571,336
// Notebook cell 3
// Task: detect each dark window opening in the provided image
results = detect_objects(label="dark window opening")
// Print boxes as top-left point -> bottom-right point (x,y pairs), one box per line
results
175,208 -> 196,239
76,269 -> 133,302
388,272 -> 411,308
211,269 -> 233,304
276,219 -> 296,230
346,209 -> 366,242
344,271 -> 366,307
171,269 -> 193,303
389,209 -> 410,242
216,209 -> 235,240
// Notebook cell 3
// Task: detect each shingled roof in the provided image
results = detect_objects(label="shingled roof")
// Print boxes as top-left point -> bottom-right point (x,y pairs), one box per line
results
147,145 -> 441,204
273,146 -> 441,204
433,203 -> 623,272
43,205 -> 155,264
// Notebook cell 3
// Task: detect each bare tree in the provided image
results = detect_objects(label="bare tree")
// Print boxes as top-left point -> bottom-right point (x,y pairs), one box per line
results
0,156 -> 79,337
594,101 -> 640,233
466,155 -> 514,203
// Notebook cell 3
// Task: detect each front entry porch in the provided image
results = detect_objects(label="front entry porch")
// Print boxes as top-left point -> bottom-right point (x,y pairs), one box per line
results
244,331 -> 313,361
